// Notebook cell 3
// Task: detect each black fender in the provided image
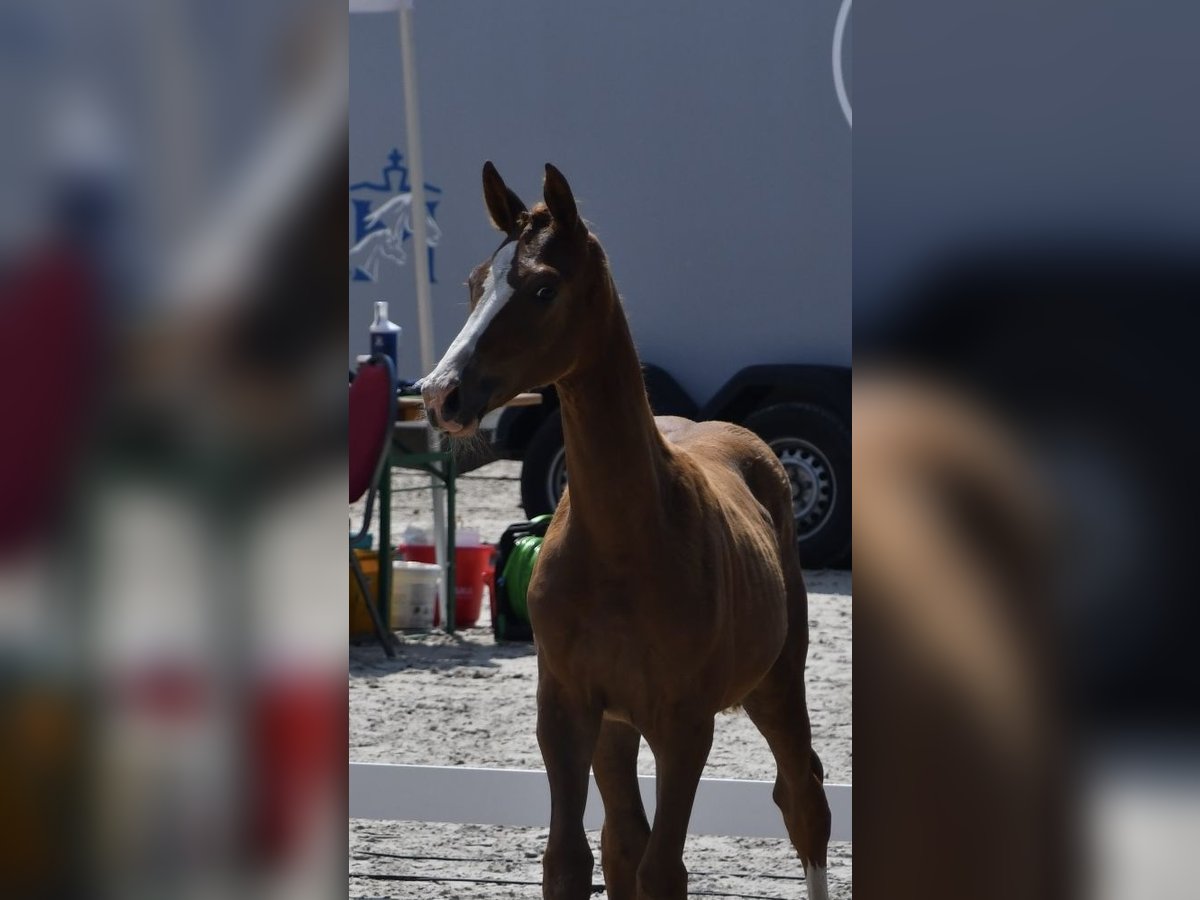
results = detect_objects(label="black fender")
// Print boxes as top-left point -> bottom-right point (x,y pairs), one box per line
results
641,363 -> 699,419
701,364 -> 851,426
492,386 -> 559,460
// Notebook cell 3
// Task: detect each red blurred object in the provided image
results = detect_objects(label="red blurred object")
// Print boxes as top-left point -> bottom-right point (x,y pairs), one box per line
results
117,664 -> 211,720
397,543 -> 494,628
247,672 -> 344,864
0,244 -> 97,557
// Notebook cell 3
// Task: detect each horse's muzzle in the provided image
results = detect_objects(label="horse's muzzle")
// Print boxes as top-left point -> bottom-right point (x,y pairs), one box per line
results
420,371 -> 492,435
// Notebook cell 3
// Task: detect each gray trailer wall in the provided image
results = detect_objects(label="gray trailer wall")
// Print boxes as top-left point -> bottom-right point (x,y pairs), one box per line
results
351,0 -> 851,405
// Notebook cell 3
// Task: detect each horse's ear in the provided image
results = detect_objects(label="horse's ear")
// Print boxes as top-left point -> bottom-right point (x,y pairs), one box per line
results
482,161 -> 527,234
543,163 -> 580,232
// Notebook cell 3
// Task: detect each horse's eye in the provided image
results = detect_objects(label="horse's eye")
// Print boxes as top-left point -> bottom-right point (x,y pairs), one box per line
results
535,285 -> 557,301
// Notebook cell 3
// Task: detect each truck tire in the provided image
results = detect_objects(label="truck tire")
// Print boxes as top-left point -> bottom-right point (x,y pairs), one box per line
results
520,410 -> 567,519
742,402 -> 851,569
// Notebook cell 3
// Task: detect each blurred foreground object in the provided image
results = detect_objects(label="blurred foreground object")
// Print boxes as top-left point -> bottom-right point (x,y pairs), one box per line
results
855,1 -> 1200,895
854,370 -> 1070,900
0,2 -> 347,898
854,252 -> 1200,900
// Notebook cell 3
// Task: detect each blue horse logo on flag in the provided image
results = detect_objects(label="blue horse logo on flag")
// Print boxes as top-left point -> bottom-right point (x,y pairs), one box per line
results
350,149 -> 442,283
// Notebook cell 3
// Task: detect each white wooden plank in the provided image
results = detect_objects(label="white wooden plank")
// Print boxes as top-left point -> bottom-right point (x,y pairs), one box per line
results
349,0 -> 405,13
350,762 -> 851,842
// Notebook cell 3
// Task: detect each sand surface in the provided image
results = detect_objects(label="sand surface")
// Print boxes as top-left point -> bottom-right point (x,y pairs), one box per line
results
350,460 -> 851,898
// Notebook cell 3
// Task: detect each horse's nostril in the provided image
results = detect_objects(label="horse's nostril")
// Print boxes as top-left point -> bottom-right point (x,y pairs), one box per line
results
442,386 -> 462,418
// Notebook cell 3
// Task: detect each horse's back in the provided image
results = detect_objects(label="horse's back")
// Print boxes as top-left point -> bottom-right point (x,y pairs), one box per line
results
655,416 -> 765,465
655,415 -> 797,555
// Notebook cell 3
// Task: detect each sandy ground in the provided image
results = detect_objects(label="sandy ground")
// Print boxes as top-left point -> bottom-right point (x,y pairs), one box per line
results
350,460 -> 852,898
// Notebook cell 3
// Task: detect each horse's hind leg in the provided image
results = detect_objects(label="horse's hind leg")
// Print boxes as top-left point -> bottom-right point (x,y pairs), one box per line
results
593,719 -> 650,900
744,641 -> 832,900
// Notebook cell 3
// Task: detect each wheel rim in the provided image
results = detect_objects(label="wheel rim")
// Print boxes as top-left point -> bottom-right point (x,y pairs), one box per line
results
546,446 -> 568,507
770,438 -> 836,541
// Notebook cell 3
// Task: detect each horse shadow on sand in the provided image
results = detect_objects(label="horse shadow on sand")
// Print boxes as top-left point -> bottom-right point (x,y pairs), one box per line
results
349,629 -> 535,677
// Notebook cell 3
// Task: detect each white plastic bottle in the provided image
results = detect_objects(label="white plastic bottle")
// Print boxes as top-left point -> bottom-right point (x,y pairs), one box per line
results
369,301 -> 401,372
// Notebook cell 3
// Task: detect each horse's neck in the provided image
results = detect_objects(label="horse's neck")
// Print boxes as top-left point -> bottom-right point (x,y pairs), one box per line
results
556,285 -> 669,548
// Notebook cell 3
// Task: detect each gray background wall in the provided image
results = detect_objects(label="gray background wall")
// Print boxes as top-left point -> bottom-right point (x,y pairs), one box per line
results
350,0 -> 851,405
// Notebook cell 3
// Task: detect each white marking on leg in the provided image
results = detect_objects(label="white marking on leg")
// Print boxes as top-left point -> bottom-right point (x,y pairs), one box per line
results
804,862 -> 830,900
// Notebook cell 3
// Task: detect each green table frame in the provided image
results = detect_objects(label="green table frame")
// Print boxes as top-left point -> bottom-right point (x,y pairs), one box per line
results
375,446 -> 457,635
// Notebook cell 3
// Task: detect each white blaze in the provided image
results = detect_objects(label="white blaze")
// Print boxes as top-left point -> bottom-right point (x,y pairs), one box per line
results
422,240 -> 518,394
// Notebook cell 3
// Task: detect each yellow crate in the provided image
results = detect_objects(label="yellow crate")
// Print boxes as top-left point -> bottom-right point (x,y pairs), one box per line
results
350,549 -> 380,637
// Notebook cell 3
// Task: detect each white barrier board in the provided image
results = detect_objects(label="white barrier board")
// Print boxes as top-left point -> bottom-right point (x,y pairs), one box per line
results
350,762 -> 851,843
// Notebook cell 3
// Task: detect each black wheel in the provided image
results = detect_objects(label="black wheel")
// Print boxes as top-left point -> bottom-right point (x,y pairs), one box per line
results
520,410 -> 567,519
742,402 -> 851,569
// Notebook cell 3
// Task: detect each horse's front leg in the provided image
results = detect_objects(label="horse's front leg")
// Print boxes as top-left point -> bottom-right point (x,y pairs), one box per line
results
537,664 -> 602,900
637,714 -> 715,900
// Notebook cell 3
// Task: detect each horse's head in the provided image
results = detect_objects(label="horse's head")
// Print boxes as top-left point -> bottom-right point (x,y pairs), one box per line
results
418,162 -> 608,435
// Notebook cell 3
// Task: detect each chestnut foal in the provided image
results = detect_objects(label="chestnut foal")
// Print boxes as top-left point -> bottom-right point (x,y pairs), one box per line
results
419,163 -> 831,900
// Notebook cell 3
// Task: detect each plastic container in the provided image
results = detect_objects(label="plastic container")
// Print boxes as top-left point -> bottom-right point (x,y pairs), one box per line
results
390,560 -> 439,629
369,301 -> 401,372
398,543 -> 495,628
349,549 -> 379,637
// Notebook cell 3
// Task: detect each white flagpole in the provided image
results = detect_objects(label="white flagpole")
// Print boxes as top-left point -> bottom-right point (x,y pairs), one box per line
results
396,1 -> 450,623
398,1 -> 436,378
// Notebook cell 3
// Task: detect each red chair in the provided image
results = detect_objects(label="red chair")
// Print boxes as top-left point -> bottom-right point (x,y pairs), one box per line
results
0,244 -> 96,559
349,353 -> 397,656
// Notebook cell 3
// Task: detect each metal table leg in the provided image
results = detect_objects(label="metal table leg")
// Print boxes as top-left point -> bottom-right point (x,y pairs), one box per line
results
377,449 -> 392,635
445,452 -> 456,634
